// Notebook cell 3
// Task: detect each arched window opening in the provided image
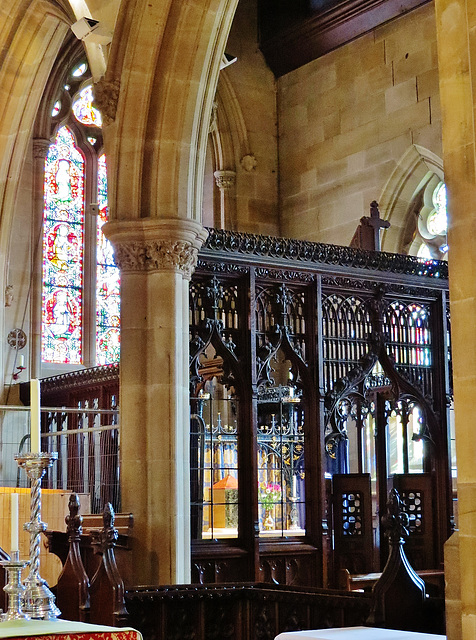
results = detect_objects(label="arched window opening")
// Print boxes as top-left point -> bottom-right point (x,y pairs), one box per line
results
96,154 -> 120,364
42,126 -> 84,364
41,59 -> 120,368
409,180 -> 448,261
190,344 -> 240,540
257,354 -> 306,537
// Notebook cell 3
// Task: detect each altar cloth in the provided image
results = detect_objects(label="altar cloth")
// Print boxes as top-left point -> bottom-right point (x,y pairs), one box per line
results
275,627 -> 446,640
0,619 -> 141,640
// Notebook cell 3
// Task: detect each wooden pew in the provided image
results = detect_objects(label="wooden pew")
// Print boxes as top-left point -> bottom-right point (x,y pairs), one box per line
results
89,503 -> 129,627
46,497 -> 129,625
54,494 -> 90,622
339,568 -> 445,597
366,489 -> 445,635
46,511 -> 133,587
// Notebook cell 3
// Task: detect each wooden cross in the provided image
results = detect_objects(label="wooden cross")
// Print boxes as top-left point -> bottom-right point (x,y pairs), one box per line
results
351,201 -> 390,251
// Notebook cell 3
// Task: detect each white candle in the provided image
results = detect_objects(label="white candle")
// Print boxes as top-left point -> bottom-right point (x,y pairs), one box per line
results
30,378 -> 41,453
18,354 -> 24,368
10,493 -> 19,552
292,475 -> 298,497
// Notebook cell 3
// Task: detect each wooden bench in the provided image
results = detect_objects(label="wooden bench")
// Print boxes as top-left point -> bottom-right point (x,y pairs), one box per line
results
46,512 -> 133,588
339,568 -> 445,597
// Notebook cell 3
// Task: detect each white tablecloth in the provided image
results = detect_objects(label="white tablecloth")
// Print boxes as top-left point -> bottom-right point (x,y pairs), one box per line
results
275,627 -> 446,640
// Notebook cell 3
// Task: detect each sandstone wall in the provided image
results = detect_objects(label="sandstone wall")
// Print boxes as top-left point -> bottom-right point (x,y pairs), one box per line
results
278,3 -> 442,247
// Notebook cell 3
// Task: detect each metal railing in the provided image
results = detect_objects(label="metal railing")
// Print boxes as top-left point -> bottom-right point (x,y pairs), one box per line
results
0,405 -> 120,514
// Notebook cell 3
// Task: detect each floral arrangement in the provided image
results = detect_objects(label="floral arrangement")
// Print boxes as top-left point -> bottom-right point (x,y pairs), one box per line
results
258,481 -> 282,510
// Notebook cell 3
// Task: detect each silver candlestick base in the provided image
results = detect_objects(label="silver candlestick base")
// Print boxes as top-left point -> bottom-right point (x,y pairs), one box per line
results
289,496 -> 300,530
1,550 -> 30,621
15,452 -> 61,620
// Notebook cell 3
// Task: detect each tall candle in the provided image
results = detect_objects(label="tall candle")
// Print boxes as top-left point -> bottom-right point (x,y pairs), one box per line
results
18,354 -> 24,368
10,493 -> 19,552
30,378 -> 41,453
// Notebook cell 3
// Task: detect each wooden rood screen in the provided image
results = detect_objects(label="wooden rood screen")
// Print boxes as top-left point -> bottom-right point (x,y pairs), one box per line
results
38,229 -> 452,589
190,229 -> 452,589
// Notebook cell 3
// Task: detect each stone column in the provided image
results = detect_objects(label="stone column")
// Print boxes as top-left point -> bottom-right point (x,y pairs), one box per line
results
214,170 -> 236,229
31,138 -> 51,378
103,217 -> 208,585
434,1 -> 476,638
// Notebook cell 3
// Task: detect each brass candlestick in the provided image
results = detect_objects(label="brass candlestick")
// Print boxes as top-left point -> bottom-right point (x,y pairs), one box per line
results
15,452 -> 61,620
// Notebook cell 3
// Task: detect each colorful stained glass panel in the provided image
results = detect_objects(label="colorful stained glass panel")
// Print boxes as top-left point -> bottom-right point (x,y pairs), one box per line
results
96,154 -> 120,364
72,85 -> 102,127
42,126 -> 84,364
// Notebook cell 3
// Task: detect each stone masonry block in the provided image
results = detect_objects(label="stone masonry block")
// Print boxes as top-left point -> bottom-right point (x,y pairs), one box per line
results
417,68 -> 440,101
378,99 -> 430,143
394,47 -> 437,85
385,77 -> 417,114
340,92 -> 386,133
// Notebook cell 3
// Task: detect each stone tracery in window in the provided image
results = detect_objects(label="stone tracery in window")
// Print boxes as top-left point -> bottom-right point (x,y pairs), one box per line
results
410,179 -> 448,261
41,60 -> 120,367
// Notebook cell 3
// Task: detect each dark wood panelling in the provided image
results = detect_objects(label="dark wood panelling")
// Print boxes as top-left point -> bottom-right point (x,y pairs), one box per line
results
259,0 -> 433,77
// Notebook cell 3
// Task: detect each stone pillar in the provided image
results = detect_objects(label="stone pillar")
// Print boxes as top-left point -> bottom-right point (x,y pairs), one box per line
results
445,532 -> 462,640
434,1 -> 476,638
214,170 -> 236,229
103,217 -> 208,585
31,138 -> 51,378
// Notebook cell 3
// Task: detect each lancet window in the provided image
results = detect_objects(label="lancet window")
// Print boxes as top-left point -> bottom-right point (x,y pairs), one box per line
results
42,126 -> 84,363
41,59 -> 120,368
410,180 -> 448,260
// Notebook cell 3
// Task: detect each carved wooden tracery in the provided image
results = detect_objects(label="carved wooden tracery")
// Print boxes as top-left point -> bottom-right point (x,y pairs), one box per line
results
39,229 -> 452,589
191,229 -> 452,588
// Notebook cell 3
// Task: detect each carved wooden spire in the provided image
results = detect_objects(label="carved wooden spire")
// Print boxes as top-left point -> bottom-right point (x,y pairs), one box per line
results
367,489 -> 427,632
89,503 -> 128,626
55,493 -> 90,622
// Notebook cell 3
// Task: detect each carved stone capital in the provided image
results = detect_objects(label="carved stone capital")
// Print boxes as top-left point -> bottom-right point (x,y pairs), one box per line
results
103,218 -> 208,279
93,78 -> 120,126
214,170 -> 236,190
113,239 -> 200,276
33,138 -> 51,160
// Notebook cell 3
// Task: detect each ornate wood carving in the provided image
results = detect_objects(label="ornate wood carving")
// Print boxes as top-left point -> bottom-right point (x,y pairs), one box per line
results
54,493 -> 90,621
254,267 -> 316,282
125,584 -> 371,640
201,229 -> 448,281
196,259 -> 249,274
367,489 -> 432,633
38,364 -> 119,395
89,503 -> 128,627
37,227 -> 451,592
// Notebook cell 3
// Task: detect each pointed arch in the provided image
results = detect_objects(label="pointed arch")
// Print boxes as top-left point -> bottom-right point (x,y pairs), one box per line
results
378,145 -> 444,254
0,0 -> 70,393
102,0 -> 239,225
213,69 -> 252,171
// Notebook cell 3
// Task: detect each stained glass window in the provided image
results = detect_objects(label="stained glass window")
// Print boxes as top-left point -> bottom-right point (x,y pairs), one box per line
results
427,183 -> 447,236
42,126 -> 84,364
96,154 -> 120,364
412,180 -> 448,260
42,61 -> 120,369
72,85 -> 102,127
51,101 -> 61,117
72,62 -> 87,77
